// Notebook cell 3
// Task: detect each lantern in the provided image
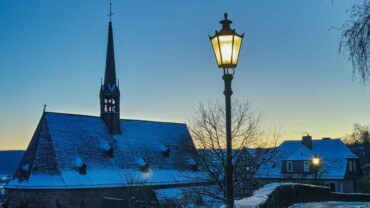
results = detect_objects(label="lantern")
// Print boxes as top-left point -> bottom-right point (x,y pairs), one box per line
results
209,13 -> 244,69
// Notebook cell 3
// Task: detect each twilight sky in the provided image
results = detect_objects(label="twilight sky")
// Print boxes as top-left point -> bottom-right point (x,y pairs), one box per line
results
0,0 -> 368,150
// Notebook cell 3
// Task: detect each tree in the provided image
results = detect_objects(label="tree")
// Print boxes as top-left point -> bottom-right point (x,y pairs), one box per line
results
189,100 -> 279,202
340,0 -> 370,85
344,123 -> 370,164
344,123 -> 370,145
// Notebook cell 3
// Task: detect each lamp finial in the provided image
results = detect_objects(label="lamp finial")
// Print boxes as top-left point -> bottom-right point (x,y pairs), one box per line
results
224,13 -> 228,19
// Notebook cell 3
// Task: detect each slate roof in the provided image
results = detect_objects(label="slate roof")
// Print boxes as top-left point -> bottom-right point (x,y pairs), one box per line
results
255,139 -> 358,179
6,112 -> 207,189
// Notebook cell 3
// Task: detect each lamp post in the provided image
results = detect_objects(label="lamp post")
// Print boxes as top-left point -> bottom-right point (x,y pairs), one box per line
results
209,13 -> 244,208
312,154 -> 320,182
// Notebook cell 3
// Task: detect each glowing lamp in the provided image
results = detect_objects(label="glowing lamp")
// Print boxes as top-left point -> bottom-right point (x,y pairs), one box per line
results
312,155 -> 320,166
209,13 -> 244,69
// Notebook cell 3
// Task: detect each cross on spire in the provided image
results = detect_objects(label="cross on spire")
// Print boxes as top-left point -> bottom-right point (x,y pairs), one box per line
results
108,1 -> 114,22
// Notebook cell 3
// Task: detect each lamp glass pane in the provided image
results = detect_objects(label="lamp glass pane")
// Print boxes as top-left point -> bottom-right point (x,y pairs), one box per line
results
218,35 -> 233,65
232,35 -> 242,65
211,37 -> 222,66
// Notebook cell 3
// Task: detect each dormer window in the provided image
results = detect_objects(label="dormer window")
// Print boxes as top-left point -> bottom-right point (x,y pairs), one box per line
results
79,164 -> 87,174
187,159 -> 198,171
107,147 -> 114,158
160,145 -> 170,158
20,163 -> 29,176
137,158 -> 149,173
75,158 -> 86,175
102,143 -> 114,158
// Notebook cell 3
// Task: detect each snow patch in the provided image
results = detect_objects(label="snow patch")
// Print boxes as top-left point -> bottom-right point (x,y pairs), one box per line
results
187,159 -> 196,166
21,163 -> 29,171
136,158 -> 147,167
75,158 -> 84,168
101,142 -> 111,151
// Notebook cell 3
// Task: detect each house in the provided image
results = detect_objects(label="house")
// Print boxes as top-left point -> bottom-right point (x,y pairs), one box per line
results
254,135 -> 363,193
4,17 -> 208,208
358,163 -> 370,193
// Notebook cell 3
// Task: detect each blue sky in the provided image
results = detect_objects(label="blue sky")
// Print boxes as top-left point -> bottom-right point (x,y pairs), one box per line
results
0,0 -> 368,150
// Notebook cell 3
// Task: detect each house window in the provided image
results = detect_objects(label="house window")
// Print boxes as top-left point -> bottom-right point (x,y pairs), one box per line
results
287,161 -> 293,172
304,161 -> 310,172
349,160 -> 357,172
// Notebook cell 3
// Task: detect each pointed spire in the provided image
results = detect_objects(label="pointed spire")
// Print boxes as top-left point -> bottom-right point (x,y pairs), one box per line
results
104,20 -> 117,86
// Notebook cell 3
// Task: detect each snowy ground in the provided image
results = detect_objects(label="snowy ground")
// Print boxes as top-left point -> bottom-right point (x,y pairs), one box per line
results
289,201 -> 370,208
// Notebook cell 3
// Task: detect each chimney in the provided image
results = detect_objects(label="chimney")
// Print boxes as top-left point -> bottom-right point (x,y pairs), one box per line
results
302,134 -> 312,150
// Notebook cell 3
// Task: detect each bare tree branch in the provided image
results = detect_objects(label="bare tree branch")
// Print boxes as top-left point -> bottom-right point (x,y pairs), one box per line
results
341,0 -> 370,85
189,99 -> 280,201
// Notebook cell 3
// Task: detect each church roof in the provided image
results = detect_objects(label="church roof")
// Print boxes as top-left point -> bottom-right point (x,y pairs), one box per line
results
6,112 -> 207,189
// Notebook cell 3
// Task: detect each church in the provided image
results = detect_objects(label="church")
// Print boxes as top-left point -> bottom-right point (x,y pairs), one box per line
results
5,14 -> 208,208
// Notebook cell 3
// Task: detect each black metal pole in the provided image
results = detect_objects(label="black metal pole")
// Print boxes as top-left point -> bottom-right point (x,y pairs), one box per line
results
223,73 -> 234,208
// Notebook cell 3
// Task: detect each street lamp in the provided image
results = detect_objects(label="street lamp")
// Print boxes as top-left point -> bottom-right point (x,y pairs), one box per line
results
312,154 -> 320,181
209,13 -> 244,208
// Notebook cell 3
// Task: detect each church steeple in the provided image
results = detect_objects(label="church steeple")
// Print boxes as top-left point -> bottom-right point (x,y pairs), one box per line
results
100,3 -> 121,135
104,22 -> 117,86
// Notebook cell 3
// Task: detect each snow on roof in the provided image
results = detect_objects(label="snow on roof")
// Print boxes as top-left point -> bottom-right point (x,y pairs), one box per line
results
75,158 -> 84,168
21,163 -> 29,171
6,112 -> 208,189
255,139 -> 358,179
187,158 -> 197,166
100,142 -> 111,151
136,158 -> 147,167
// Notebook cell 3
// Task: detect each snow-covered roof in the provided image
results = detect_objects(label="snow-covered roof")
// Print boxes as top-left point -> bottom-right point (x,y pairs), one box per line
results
255,139 -> 358,179
6,112 -> 208,189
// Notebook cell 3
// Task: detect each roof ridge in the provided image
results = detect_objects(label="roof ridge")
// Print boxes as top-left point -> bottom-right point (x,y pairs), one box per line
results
44,112 -> 186,125
45,111 -> 100,118
121,118 -> 186,125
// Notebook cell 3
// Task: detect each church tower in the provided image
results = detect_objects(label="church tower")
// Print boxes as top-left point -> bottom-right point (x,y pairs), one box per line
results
100,7 -> 121,135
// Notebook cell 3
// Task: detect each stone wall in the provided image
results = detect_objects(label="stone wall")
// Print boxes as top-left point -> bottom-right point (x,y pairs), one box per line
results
5,182 -> 211,208
6,186 -> 156,208
229,183 -> 370,208
259,184 -> 331,208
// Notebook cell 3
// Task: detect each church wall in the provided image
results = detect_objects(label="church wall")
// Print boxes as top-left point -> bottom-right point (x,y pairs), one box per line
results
6,186 -> 156,208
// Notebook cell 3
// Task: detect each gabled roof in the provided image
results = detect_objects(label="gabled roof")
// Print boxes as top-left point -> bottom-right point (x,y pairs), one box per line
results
255,138 -> 358,179
6,112 -> 207,189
